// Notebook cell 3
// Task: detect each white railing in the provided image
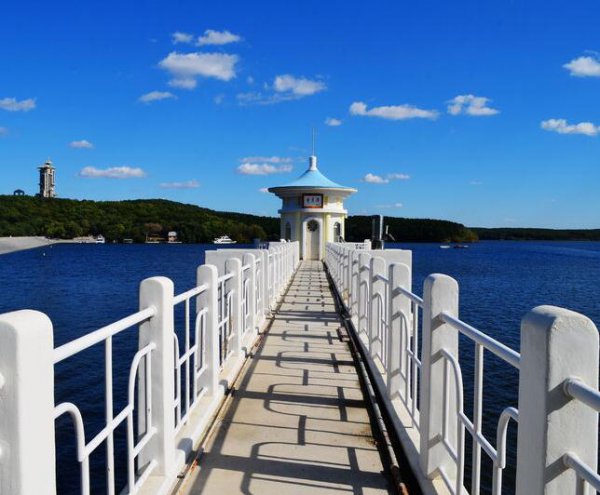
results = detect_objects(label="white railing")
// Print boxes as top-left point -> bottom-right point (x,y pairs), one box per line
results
0,241 -> 299,495
325,242 -> 599,495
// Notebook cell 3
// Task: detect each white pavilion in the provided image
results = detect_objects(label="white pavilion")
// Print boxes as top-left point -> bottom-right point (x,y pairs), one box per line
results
268,155 -> 356,260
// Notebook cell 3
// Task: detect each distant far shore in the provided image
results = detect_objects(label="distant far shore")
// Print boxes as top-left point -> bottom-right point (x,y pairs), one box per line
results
0,236 -> 72,255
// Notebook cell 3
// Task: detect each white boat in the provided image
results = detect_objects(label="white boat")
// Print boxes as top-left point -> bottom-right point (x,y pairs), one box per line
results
213,235 -> 237,245
440,245 -> 451,249
95,235 -> 106,244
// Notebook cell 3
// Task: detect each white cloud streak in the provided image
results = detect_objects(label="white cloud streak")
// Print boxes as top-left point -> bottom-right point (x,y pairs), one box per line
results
139,91 -> 177,103
159,179 -> 200,189
273,75 -> 326,96
159,52 -> 239,83
325,117 -> 342,126
168,78 -> 197,89
172,32 -> 194,44
241,156 -> 292,164
239,75 -> 326,105
237,163 -> 293,175
541,118 -> 600,136
350,101 -> 438,120
361,172 -> 411,184
259,187 -> 269,193
0,97 -> 36,112
362,173 -> 389,184
197,29 -> 242,46
69,139 -> 94,149
447,95 -> 499,116
79,166 -> 147,179
387,173 -> 411,180
376,203 -> 403,209
563,55 -> 600,77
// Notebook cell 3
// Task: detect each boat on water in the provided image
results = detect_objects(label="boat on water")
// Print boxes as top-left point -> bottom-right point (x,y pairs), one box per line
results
440,244 -> 470,249
95,235 -> 106,244
213,235 -> 236,245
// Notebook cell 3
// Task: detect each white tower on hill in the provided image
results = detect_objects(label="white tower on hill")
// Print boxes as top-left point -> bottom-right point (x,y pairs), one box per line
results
38,159 -> 56,198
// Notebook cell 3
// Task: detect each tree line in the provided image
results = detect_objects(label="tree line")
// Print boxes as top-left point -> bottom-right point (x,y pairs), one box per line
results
0,195 -> 483,243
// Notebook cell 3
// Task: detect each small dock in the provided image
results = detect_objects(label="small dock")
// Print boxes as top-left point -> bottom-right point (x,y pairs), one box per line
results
181,261 -> 391,494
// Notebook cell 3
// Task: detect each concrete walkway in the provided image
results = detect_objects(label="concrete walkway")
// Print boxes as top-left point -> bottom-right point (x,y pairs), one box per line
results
182,261 -> 391,495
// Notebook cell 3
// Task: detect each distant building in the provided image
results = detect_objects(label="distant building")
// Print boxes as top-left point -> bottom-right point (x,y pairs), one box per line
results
13,189 -> 25,196
38,160 -> 56,198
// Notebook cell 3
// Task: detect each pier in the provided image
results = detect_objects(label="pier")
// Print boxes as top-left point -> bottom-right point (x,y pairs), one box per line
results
1,241 -> 600,495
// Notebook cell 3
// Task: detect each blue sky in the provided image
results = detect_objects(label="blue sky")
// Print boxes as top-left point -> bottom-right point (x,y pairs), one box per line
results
1,0 -> 599,228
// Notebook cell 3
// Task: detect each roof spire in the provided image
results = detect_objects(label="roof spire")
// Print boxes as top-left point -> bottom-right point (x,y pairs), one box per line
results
309,128 -> 318,171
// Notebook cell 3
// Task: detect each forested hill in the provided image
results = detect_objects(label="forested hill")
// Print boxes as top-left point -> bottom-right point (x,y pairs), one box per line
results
0,196 -> 276,243
473,227 -> 600,241
0,195 -> 478,243
345,215 -> 478,243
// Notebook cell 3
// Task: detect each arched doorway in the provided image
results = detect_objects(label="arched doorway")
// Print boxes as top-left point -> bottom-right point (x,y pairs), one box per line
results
305,219 -> 320,260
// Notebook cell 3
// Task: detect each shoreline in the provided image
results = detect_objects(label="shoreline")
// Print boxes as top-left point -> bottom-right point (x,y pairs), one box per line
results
0,236 -> 65,255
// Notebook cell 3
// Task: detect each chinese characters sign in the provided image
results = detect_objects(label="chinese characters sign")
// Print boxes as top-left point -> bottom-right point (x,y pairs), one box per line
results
302,194 -> 323,208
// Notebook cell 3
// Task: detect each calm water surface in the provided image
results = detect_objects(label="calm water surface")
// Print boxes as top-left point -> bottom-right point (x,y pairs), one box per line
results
1,241 -> 599,493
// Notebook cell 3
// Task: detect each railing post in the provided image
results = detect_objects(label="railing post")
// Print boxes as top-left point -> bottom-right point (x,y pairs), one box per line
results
225,257 -> 242,360
515,306 -> 599,494
357,252 -> 371,339
419,274 -> 459,481
260,251 -> 269,317
0,310 -> 56,495
138,276 -> 176,477
350,250 -> 359,322
242,253 -> 257,337
387,263 -> 411,400
369,256 -> 386,361
197,265 -> 220,397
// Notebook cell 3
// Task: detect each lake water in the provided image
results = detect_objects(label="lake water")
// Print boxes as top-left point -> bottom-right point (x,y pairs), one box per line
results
1,241 -> 599,493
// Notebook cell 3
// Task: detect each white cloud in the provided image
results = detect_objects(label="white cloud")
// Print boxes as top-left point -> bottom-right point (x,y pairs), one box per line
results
172,32 -> 194,44
214,93 -> 225,104
0,127 -> 8,136
138,91 -> 177,103
247,76 -> 255,84
361,172 -> 411,184
540,118 -> 600,136
362,173 -> 389,184
259,187 -> 269,193
241,156 -> 292,164
273,75 -> 326,96
197,29 -> 242,46
376,203 -> 403,209
69,139 -> 94,149
237,163 -> 293,175
563,55 -> 600,77
168,78 -> 197,89
350,101 -> 438,120
79,166 -> 147,179
387,173 -> 410,180
159,179 -> 200,189
0,97 -> 36,112
325,117 -> 342,126
447,95 -> 499,116
159,51 -> 238,83
237,75 -> 325,106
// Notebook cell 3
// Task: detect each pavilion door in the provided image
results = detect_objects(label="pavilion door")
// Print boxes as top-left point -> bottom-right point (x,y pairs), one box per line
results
305,220 -> 320,260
